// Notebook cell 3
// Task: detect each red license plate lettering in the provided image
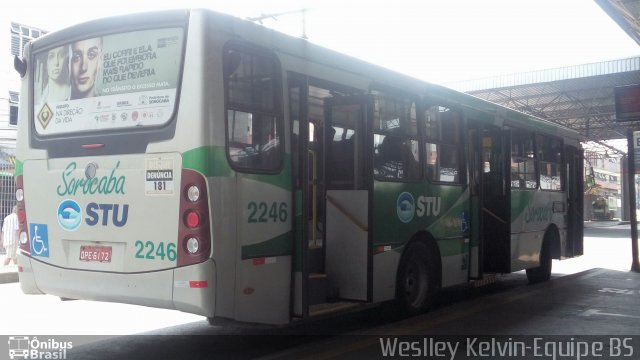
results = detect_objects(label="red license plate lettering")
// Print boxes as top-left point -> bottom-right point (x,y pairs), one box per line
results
79,246 -> 112,263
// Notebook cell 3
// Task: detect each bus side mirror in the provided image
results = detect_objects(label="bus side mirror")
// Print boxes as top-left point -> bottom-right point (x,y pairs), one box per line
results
14,55 -> 27,78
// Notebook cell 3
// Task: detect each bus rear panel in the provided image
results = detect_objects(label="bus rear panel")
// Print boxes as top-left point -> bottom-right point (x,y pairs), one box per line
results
17,11 -> 218,317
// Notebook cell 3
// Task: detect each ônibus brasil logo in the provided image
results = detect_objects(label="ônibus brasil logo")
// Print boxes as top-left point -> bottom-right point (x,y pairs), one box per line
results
396,192 -> 415,223
7,336 -> 72,359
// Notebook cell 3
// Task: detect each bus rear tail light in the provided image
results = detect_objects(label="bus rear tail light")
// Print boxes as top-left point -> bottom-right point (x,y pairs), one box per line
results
177,169 -> 211,267
185,210 -> 200,228
186,237 -> 200,254
186,185 -> 200,202
16,176 -> 30,255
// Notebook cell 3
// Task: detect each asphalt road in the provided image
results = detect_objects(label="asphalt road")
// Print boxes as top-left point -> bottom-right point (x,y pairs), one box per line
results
1,222 -> 637,360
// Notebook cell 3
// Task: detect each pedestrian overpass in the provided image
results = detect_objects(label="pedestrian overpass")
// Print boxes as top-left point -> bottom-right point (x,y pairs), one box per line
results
444,55 -> 640,221
446,56 -> 640,146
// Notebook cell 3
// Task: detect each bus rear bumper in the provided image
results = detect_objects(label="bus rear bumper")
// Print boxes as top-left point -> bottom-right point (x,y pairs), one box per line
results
18,252 -> 44,295
18,255 -> 216,317
172,259 -> 216,317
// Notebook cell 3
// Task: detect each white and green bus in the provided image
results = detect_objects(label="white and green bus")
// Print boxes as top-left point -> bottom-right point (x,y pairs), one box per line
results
14,9 -> 583,325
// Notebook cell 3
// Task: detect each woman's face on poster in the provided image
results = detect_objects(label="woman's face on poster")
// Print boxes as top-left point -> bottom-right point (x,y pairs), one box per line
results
71,37 -> 101,96
47,46 -> 67,82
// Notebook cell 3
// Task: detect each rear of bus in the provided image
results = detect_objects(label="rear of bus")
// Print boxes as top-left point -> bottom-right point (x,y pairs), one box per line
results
15,11 -> 216,317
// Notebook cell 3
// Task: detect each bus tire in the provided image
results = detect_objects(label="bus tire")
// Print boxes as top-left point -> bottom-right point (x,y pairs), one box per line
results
396,241 -> 439,316
526,232 -> 553,284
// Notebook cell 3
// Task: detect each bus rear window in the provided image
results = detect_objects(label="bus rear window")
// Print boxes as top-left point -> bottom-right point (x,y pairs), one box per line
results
32,27 -> 184,136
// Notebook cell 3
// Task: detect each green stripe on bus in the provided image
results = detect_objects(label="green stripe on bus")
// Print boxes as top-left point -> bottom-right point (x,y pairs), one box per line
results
183,146 -> 292,191
241,231 -> 293,259
182,146 -> 235,177
241,157 -> 292,191
511,191 -> 535,221
15,159 -> 23,177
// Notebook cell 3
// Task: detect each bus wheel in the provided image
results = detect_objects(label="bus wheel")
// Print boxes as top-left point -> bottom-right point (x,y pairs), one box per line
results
396,242 -> 438,316
526,233 -> 553,284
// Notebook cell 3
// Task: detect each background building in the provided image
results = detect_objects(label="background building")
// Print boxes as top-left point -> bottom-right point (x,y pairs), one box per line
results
584,151 -> 622,220
1,18 -> 46,220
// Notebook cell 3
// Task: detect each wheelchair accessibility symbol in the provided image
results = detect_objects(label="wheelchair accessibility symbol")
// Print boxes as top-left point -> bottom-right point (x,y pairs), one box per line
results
29,223 -> 49,258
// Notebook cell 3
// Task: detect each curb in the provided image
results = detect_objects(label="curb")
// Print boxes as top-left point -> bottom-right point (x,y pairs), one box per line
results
0,271 -> 18,284
583,220 -> 628,228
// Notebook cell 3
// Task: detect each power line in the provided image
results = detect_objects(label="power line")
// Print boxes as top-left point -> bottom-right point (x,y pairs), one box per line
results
247,8 -> 309,40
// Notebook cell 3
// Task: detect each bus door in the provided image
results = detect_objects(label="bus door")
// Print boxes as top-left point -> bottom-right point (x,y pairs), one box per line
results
288,76 -> 309,317
467,126 -> 481,279
565,145 -> 584,257
322,96 -> 372,302
288,76 -> 370,317
480,126 -> 511,273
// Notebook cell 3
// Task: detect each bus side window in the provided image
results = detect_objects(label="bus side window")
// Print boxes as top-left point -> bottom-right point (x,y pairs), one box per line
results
374,135 -> 419,179
224,46 -> 283,172
510,130 -> 537,189
372,92 -> 420,181
537,135 -> 563,191
423,105 -> 462,183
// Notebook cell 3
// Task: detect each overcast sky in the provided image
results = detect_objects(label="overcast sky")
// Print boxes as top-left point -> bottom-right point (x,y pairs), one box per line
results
7,0 -> 639,84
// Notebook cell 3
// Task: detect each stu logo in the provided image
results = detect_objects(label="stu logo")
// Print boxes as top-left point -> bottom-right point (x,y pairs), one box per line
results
396,192 -> 415,223
396,193 -> 443,222
85,203 -> 129,227
416,196 -> 441,217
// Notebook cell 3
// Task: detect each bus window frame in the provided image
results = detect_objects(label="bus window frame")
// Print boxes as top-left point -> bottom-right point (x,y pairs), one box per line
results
27,14 -> 189,158
421,101 -> 465,185
536,133 -> 565,192
509,128 -> 538,191
370,89 -> 422,183
223,41 -> 284,175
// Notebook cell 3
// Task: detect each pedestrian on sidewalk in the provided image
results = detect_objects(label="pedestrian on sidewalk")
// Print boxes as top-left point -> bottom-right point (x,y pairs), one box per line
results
3,205 -> 19,266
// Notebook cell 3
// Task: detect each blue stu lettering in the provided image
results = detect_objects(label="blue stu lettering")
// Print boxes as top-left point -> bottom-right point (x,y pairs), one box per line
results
85,203 -> 129,227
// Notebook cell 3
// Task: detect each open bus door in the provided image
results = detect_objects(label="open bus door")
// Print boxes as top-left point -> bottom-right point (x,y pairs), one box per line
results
289,74 -> 371,318
468,124 -> 511,277
480,126 -> 511,273
565,145 -> 584,257
322,96 -> 372,302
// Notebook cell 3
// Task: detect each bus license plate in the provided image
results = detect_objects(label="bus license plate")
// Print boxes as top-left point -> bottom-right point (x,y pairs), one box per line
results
79,245 -> 112,263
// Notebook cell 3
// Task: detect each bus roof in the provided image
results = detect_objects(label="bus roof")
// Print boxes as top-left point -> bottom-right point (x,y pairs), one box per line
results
29,8 -> 581,148
204,8 -> 582,146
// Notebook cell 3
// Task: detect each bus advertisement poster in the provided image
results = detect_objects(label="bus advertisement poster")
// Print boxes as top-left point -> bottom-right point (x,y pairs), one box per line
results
32,27 -> 183,136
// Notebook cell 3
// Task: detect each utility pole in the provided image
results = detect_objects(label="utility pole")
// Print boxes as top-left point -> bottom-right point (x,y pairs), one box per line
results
628,130 -> 640,272
614,85 -> 640,272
